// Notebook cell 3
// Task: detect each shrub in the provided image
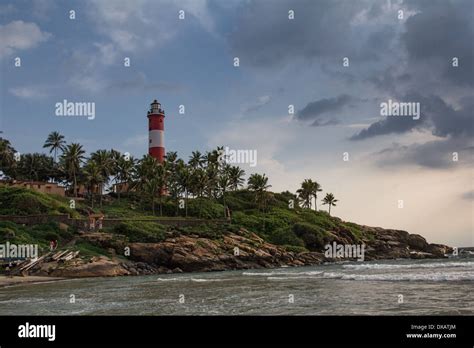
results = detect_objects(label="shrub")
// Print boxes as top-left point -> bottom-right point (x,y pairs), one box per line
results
113,221 -> 166,242
293,222 -> 327,251
267,226 -> 304,247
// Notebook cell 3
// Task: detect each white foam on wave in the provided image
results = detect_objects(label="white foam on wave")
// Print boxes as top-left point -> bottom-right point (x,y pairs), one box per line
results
190,278 -> 228,282
156,277 -> 230,282
243,271 -> 323,277
322,271 -> 474,281
343,261 -> 474,270
156,277 -> 186,282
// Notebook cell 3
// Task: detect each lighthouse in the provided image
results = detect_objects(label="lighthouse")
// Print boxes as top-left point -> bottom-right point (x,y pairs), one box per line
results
147,99 -> 165,163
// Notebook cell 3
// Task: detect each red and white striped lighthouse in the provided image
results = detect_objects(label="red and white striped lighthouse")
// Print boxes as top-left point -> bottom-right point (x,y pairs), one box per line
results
147,99 -> 165,163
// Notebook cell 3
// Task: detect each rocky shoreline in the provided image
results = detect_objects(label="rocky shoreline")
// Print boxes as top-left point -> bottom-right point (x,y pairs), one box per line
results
22,226 -> 452,278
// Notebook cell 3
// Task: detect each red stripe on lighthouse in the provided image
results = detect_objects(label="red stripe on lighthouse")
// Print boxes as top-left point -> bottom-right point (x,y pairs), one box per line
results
148,99 -> 165,163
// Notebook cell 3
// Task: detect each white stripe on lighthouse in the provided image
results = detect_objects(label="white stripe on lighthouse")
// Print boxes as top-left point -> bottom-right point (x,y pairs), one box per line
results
149,129 -> 164,148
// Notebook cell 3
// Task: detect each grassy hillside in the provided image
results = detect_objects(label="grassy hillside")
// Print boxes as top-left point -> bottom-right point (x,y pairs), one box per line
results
0,186 -> 376,256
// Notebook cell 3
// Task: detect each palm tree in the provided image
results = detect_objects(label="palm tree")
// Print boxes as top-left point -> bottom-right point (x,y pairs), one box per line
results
188,151 -> 205,169
61,143 -> 85,197
0,138 -> 16,171
114,155 -> 135,201
311,181 -> 323,211
82,161 -> 103,209
43,131 -> 66,162
247,173 -> 272,211
297,179 -> 313,209
322,193 -> 338,216
228,166 -> 245,191
132,155 -> 167,216
189,167 -> 207,217
177,164 -> 191,217
218,174 -> 231,218
90,150 -> 114,207
248,173 -> 272,231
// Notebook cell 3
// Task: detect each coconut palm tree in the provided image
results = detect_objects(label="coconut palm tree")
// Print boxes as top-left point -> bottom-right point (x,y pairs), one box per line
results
188,151 -> 205,169
90,150 -> 114,207
322,193 -> 338,216
228,166 -> 245,191
113,155 -> 135,201
248,173 -> 272,231
43,131 -> 66,163
82,160 -> 103,208
247,173 -> 272,211
297,179 -> 314,209
218,174 -> 231,218
0,138 -> 16,171
176,163 -> 191,217
132,155 -> 167,215
311,181 -> 323,211
61,143 -> 85,197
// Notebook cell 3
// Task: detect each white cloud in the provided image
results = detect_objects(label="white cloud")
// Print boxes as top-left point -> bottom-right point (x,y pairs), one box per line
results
0,20 -> 51,58
9,86 -> 48,99
86,0 -> 215,53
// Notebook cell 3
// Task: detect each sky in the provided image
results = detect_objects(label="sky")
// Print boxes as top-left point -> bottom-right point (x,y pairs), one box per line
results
0,0 -> 473,246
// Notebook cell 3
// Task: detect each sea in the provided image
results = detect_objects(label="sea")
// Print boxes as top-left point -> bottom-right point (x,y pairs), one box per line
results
0,258 -> 472,315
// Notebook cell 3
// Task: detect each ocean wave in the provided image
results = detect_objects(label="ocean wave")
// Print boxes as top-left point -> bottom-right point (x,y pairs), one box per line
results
156,277 -> 186,282
322,271 -> 474,281
267,275 -> 323,281
243,271 -> 323,277
156,277 -> 230,282
343,261 -> 474,270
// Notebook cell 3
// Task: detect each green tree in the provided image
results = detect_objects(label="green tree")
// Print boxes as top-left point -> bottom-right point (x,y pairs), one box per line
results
311,181 -> 323,211
90,149 -> 114,207
0,138 -> 16,172
61,143 -> 85,197
322,193 -> 338,216
82,160 -> 103,208
43,131 -> 66,163
297,179 -> 314,209
188,150 -> 205,169
228,166 -> 245,191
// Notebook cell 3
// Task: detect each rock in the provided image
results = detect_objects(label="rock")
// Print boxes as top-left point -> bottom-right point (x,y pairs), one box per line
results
44,257 -> 131,277
407,234 -> 428,250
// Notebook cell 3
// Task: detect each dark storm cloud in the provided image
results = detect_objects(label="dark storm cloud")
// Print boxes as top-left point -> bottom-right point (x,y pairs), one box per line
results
351,94 -> 474,140
229,0 -> 387,67
229,0 -> 473,168
350,116 -> 425,140
296,94 -> 352,125
373,138 -> 473,169
402,0 -> 474,86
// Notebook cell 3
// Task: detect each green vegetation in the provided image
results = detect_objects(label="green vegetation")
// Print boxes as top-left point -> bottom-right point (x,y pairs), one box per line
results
112,221 -> 166,242
0,186 -> 77,216
0,133 -> 362,256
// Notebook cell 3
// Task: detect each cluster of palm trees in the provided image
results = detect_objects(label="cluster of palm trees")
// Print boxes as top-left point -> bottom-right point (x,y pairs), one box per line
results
0,131 -> 339,216
296,179 -> 338,215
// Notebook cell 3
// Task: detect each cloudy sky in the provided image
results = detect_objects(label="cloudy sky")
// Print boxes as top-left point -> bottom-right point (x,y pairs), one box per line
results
1,0 -> 472,246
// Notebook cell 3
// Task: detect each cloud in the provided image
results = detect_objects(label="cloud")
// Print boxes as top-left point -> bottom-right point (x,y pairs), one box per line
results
9,86 -> 49,99
296,94 -> 352,126
242,95 -> 271,113
86,0 -> 215,53
229,0 -> 402,68
372,138 -> 473,169
0,20 -> 51,57
106,72 -> 184,93
401,0 -> 474,86
351,94 -> 473,140
462,190 -> 474,200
